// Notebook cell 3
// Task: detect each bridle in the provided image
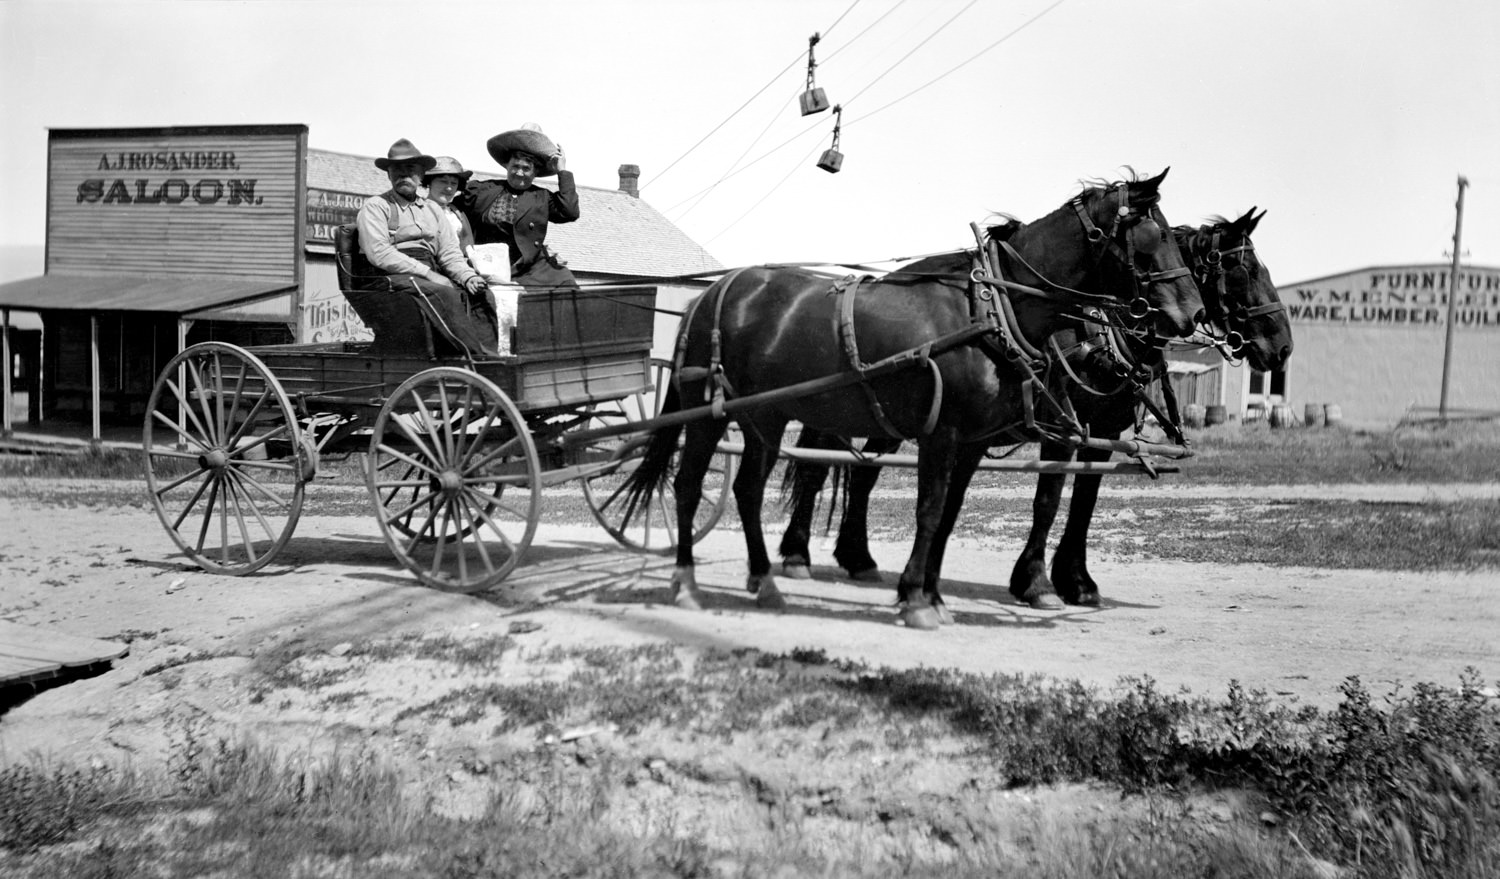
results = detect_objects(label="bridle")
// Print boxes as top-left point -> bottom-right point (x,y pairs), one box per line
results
1069,181 -> 1193,329
1184,224 -> 1285,360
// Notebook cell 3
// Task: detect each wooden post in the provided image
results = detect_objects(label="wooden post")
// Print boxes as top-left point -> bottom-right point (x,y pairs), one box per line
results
1,308 -> 11,438
176,320 -> 188,451
1439,175 -> 1468,421
90,315 -> 102,447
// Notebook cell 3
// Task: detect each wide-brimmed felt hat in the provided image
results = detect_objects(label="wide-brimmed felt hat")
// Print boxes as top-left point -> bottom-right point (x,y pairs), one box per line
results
374,138 -> 437,172
424,156 -> 472,183
486,125 -> 559,177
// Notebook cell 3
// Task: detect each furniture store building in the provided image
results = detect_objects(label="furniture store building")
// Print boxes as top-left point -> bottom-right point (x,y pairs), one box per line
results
1172,263 -> 1500,427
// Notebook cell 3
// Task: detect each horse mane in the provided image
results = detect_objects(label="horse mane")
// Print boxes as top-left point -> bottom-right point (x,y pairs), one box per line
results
1074,167 -> 1160,209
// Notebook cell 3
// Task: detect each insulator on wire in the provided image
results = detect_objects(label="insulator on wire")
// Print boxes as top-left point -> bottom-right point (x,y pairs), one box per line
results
799,32 -> 830,116
817,105 -> 844,173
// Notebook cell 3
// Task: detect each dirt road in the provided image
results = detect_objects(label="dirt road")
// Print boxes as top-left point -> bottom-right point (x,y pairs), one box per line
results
2,481 -> 1497,772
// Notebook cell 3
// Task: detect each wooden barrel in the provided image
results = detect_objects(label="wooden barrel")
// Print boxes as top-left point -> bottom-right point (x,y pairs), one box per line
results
1323,404 -> 1343,427
1204,404 -> 1227,426
1303,403 -> 1324,428
1269,403 -> 1296,429
1183,403 -> 1206,428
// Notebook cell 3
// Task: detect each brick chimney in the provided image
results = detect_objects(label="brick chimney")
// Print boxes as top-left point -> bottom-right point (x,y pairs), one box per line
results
618,164 -> 640,198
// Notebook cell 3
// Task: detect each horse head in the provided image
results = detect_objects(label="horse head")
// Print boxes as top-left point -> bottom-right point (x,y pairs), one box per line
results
1082,168 -> 1205,339
1001,168 -> 1204,343
1179,208 -> 1293,372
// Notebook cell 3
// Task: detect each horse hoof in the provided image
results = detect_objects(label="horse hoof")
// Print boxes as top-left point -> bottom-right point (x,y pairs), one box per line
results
934,603 -> 954,626
756,586 -> 787,611
1023,591 -> 1065,611
846,567 -> 883,583
675,589 -> 705,611
898,604 -> 941,631
1069,591 -> 1102,607
782,564 -> 812,580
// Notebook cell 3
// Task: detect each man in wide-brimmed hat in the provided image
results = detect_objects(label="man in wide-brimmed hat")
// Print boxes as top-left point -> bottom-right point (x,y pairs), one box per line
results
354,138 -> 499,357
459,124 -> 581,291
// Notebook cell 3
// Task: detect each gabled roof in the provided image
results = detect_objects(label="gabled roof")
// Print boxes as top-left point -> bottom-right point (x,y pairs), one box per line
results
307,149 -> 724,279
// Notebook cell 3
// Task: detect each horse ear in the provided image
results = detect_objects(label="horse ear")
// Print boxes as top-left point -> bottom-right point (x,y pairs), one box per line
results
1131,167 -> 1169,204
1247,207 -> 1267,233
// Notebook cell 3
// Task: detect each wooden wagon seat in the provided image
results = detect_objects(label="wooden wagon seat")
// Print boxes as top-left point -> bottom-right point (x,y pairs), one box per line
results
335,223 -> 471,358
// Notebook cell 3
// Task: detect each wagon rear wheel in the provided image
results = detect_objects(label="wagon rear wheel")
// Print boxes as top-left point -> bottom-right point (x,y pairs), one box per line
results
581,358 -> 736,554
367,368 -> 540,593
143,342 -> 310,575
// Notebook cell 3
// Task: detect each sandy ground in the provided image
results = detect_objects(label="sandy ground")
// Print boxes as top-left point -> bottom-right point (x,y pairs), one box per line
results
2,480 -> 1497,768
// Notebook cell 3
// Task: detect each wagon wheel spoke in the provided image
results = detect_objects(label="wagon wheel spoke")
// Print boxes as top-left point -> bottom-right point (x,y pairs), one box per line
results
582,358 -> 737,554
223,467 -> 281,543
223,477 -> 261,567
166,469 -> 216,533
368,368 -> 539,593
144,342 -> 306,575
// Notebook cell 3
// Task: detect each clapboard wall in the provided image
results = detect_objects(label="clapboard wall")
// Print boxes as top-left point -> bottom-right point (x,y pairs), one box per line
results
46,125 -> 306,284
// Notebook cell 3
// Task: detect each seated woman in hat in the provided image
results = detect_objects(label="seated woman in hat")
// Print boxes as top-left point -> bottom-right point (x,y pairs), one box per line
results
355,138 -> 498,357
459,124 -> 581,291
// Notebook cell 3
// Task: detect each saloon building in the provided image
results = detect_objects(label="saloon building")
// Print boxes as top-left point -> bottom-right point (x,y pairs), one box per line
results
0,124 -> 722,438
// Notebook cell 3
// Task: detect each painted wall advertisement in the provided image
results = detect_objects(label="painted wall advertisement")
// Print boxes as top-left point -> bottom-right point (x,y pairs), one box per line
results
1285,265 -> 1500,328
305,188 -> 364,245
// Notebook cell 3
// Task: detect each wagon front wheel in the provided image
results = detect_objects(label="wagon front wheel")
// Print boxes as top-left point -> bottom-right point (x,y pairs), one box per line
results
143,342 -> 309,575
367,368 -> 541,593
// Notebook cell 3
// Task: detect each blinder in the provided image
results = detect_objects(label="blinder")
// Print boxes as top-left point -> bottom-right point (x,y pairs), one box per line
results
1129,217 -> 1163,255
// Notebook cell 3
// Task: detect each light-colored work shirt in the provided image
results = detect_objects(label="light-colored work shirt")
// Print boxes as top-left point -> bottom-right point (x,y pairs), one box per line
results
357,191 -> 478,288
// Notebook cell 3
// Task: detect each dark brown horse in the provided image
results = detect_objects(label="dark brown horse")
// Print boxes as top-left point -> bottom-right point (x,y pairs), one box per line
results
621,171 -> 1204,629
778,208 -> 1291,610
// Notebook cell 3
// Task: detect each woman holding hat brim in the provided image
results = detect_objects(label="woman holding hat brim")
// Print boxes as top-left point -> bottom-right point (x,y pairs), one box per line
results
459,125 -> 581,292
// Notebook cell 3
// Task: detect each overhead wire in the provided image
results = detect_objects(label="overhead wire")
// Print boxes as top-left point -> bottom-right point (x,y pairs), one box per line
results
844,0 -> 1066,126
667,0 -> 971,216
642,0 -> 863,193
692,0 -> 989,241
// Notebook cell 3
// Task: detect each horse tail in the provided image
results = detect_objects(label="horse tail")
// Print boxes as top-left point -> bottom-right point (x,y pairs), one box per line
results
619,381 -> 686,522
780,429 -> 846,533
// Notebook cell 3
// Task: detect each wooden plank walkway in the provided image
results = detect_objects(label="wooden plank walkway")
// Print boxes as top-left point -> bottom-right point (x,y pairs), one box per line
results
0,621 -> 129,688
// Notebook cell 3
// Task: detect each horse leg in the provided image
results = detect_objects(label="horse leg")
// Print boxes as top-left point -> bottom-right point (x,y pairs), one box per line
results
832,437 -> 901,581
670,418 -> 729,610
735,417 -> 789,610
1009,440 -> 1071,610
896,427 -> 958,631
918,441 -> 986,625
1051,446 -> 1112,606
777,429 -> 834,580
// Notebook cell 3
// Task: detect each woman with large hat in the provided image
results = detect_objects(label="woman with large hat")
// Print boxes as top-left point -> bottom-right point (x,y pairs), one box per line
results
458,124 -> 581,291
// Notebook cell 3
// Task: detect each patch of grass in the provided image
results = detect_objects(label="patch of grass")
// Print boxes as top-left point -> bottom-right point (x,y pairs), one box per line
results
6,653 -> 1499,877
1096,498 -> 1500,570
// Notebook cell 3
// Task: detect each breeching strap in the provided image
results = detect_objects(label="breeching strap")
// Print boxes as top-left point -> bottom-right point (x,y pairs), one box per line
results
833,274 -> 944,437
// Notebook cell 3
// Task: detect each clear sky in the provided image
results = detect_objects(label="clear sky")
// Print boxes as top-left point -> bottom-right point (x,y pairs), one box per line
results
2,0 -> 1497,286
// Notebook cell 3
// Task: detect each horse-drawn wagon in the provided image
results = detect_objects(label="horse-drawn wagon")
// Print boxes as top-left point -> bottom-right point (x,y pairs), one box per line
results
142,172 -> 1289,625
142,226 -> 734,593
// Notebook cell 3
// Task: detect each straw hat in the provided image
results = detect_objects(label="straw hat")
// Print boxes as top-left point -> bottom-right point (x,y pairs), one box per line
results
424,156 -> 473,183
374,138 -> 437,172
486,124 -> 559,177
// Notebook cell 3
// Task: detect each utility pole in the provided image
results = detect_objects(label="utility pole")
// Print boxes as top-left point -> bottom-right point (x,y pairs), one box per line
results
1439,175 -> 1468,421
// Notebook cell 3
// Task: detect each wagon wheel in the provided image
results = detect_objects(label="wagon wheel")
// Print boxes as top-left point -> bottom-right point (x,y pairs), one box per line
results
580,358 -> 737,554
143,342 -> 312,575
366,367 -> 540,593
